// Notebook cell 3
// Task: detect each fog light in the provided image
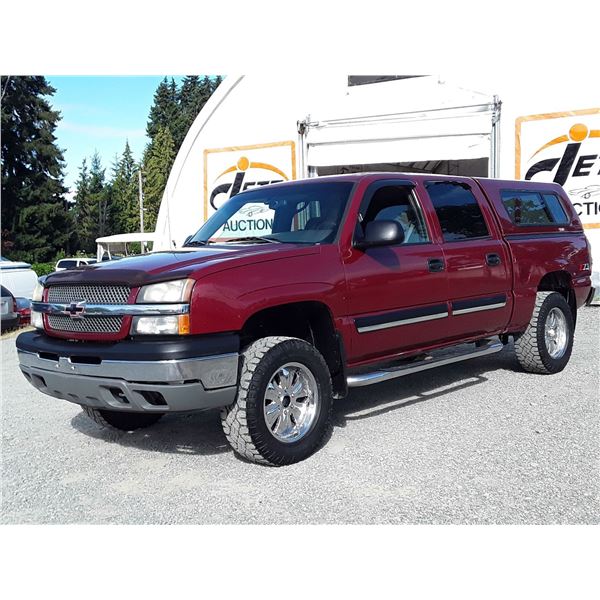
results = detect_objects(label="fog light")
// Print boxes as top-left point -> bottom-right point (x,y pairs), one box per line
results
31,311 -> 43,330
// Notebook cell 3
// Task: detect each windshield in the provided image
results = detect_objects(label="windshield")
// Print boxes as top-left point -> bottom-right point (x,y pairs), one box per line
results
187,181 -> 354,245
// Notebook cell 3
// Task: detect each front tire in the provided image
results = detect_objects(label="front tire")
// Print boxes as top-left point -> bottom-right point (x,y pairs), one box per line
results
514,291 -> 574,374
83,407 -> 164,431
221,336 -> 333,466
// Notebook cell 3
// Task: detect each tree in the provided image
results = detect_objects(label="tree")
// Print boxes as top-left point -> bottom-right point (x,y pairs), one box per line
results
72,158 -> 94,252
109,141 -> 139,233
175,76 -> 202,149
174,75 -> 223,150
1,76 -> 73,261
73,152 -> 110,252
89,151 -> 110,238
142,125 -> 175,231
146,77 -> 179,141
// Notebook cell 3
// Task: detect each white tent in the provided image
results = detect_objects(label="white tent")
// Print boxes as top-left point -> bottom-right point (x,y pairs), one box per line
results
152,75 -> 599,301
96,232 -> 156,261
154,75 -> 501,250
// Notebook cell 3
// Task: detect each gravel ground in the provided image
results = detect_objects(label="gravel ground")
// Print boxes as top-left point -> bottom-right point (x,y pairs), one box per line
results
1,310 -> 598,524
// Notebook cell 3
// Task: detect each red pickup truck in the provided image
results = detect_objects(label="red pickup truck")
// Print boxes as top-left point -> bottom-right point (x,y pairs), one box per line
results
17,174 -> 594,465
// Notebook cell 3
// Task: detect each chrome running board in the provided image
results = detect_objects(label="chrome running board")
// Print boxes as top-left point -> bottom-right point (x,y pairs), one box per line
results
346,340 -> 503,388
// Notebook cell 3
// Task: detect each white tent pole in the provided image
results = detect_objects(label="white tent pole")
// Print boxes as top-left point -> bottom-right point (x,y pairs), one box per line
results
297,116 -> 310,178
490,95 -> 502,178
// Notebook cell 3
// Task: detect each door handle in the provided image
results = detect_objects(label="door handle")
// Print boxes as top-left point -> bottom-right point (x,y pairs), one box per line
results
428,258 -> 445,273
486,253 -> 501,267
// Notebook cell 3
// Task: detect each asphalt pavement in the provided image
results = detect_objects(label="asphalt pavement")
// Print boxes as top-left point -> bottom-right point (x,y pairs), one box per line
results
1,309 -> 598,524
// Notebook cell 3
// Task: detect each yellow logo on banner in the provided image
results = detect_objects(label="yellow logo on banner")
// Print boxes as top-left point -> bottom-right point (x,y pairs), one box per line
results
203,141 -> 296,220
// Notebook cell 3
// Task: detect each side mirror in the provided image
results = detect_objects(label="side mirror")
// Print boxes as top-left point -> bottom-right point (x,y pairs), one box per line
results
355,220 -> 404,249
183,235 -> 193,247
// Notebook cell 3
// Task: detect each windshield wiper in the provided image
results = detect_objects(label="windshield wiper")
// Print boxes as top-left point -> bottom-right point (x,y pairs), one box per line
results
225,236 -> 281,244
184,240 -> 209,246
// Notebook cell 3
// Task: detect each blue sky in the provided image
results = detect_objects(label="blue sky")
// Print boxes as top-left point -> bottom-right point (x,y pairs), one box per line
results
47,76 -> 184,193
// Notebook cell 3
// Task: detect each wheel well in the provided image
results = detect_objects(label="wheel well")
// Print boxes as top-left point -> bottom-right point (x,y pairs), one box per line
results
538,271 -> 576,322
240,302 -> 347,399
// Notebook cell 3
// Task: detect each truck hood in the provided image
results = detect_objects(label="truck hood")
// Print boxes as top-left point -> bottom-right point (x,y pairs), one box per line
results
44,244 -> 319,286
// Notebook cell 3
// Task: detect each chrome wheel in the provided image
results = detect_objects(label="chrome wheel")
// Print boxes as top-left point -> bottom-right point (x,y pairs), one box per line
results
544,307 -> 568,359
263,362 -> 319,443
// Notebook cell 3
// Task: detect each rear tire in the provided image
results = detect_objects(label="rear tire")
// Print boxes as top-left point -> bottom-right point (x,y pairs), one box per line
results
83,407 -> 164,431
514,291 -> 574,374
221,336 -> 333,466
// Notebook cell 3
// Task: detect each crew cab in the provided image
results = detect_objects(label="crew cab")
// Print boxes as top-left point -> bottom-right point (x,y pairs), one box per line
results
16,174 -> 593,465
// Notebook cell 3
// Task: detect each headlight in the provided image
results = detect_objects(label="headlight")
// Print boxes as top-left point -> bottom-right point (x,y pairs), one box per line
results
31,279 -> 45,329
131,315 -> 190,336
31,311 -> 44,330
136,279 -> 194,303
32,279 -> 45,302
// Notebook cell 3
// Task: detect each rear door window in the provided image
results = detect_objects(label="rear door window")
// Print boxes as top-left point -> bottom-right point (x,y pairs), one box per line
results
500,190 -> 569,225
425,181 -> 490,241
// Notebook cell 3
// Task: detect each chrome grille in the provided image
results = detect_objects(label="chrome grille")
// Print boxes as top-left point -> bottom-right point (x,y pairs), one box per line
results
47,315 -> 123,334
47,284 -> 130,304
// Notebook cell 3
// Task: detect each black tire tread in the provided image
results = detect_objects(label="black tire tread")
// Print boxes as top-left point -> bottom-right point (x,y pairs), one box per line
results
514,291 -> 572,374
220,336 -> 332,466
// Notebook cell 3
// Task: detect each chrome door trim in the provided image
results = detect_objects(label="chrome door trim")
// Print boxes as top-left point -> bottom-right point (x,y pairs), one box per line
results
356,311 -> 449,333
452,301 -> 507,315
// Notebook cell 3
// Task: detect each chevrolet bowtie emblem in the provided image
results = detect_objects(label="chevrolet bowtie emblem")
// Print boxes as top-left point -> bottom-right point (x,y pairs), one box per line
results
62,300 -> 86,319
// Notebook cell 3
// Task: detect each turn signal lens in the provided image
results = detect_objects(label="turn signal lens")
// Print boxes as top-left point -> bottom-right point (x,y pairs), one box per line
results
178,314 -> 190,335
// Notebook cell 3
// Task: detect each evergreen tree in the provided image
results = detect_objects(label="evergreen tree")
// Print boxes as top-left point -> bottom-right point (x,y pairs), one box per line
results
174,75 -> 223,150
109,141 -> 139,233
1,76 -> 73,261
200,75 -> 213,105
73,158 -> 95,252
146,77 -> 179,141
142,126 -> 175,231
176,75 -> 202,148
90,151 -> 110,238
73,152 -> 110,252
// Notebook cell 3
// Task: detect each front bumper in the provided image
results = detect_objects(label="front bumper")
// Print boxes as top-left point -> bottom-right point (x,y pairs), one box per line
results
16,331 -> 240,413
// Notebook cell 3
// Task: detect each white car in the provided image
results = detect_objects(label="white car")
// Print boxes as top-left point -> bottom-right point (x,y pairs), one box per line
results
0,256 -> 39,299
55,257 -> 97,271
569,185 -> 600,200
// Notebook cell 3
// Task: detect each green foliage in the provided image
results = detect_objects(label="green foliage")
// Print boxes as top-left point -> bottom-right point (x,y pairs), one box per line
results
14,202 -> 75,263
110,141 -> 140,234
72,152 -> 113,253
2,74 -> 222,264
175,75 -> 222,149
146,77 -> 179,141
30,262 -> 57,277
142,126 -> 175,231
1,76 -> 74,261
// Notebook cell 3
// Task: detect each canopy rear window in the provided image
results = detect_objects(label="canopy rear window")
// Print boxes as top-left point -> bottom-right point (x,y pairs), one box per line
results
501,190 -> 569,226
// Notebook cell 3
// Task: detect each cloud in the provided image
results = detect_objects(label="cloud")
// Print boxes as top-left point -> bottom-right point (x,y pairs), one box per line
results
60,121 -> 146,139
